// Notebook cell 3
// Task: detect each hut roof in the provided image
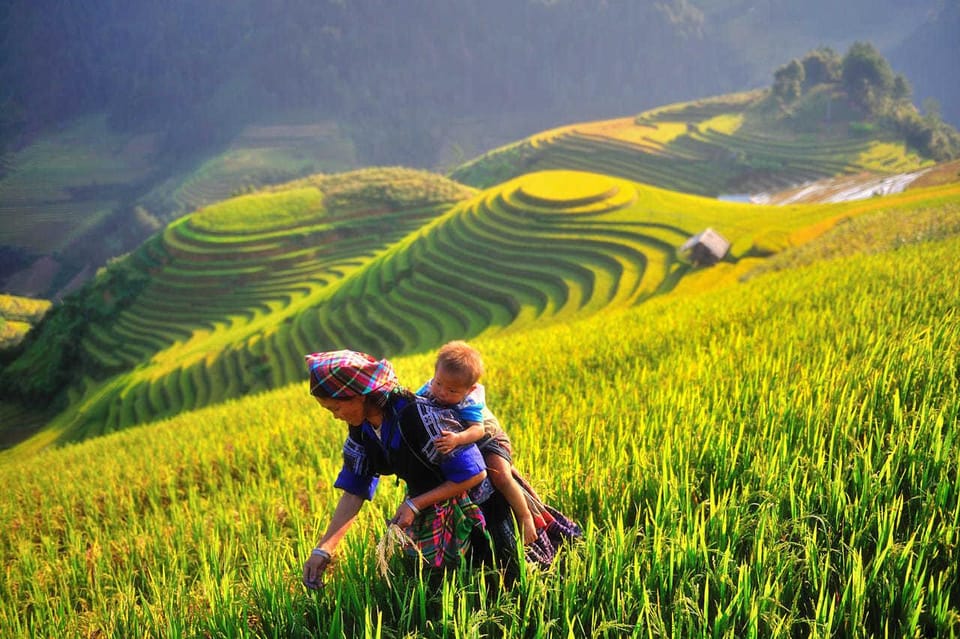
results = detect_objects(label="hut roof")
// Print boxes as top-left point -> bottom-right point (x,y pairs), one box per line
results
680,227 -> 730,265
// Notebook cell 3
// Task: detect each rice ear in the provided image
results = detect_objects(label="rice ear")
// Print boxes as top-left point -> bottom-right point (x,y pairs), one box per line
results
375,522 -> 419,584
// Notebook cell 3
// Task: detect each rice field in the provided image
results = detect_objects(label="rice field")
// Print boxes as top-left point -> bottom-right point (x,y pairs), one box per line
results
450,91 -> 933,195
0,116 -> 158,252
1,214 -> 958,637
0,114 -> 359,276
0,294 -> 52,349
9,167 -> 899,448
132,118 -> 360,221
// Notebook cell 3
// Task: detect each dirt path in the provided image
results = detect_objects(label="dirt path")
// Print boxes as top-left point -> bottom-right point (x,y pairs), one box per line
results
754,169 -> 932,204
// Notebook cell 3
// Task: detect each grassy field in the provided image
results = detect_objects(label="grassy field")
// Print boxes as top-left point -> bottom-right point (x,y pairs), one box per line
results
1,198 -> 957,636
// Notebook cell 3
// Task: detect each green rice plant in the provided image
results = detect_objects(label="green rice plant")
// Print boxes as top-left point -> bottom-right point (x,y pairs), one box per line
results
3,211 -> 959,636
187,187 -> 326,234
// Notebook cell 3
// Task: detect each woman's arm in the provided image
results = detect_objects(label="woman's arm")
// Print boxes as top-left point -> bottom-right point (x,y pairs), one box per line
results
392,469 -> 487,528
302,492 -> 365,589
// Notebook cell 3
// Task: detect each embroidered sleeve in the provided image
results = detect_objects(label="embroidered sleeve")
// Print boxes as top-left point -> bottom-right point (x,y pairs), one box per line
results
416,402 -> 485,483
333,437 -> 379,500
344,437 -> 368,475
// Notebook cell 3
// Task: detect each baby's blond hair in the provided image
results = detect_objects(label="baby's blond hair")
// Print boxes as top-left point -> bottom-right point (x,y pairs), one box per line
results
435,340 -> 484,386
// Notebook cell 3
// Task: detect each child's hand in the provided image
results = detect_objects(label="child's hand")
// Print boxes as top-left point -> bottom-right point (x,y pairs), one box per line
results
434,429 -> 459,454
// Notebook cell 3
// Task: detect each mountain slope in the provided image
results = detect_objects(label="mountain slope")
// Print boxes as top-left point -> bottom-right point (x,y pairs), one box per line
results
891,0 -> 960,129
4,166 -> 960,452
450,90 -> 933,194
0,116 -> 359,299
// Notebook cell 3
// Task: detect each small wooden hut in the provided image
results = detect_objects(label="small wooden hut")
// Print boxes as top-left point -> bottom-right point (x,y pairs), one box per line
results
679,227 -> 730,267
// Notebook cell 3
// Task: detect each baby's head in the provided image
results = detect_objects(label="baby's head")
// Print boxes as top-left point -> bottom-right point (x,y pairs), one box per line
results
429,340 -> 484,407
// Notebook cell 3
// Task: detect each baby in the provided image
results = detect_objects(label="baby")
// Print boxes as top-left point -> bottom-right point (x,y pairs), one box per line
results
417,340 -> 537,544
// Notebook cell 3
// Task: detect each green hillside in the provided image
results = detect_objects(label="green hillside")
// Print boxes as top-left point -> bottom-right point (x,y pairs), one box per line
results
0,293 -> 50,349
450,44 -> 960,196
137,120 -> 359,220
451,89 -> 933,195
0,169 -> 832,439
0,115 -> 358,299
0,167 -> 473,446
3,163 -> 959,454
7,41 -> 957,302
0,116 -> 160,255
1,195 -> 958,636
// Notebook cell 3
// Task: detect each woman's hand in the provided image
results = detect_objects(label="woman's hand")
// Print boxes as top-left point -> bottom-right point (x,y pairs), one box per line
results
302,548 -> 332,590
302,493 -> 364,590
391,499 -> 419,528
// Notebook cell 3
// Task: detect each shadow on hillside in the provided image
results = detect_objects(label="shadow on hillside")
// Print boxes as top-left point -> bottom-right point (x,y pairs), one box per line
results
0,422 -> 46,451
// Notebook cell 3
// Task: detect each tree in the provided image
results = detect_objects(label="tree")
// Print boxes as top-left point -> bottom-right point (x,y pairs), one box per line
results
773,59 -> 805,102
801,47 -> 841,88
841,41 -> 895,113
922,97 -> 942,125
892,74 -> 911,101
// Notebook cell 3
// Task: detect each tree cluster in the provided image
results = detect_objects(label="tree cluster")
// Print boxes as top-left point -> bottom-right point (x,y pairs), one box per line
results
772,43 -> 959,161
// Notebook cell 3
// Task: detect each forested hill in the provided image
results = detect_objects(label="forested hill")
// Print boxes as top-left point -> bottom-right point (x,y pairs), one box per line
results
890,0 -> 960,131
1,0 -> 951,167
0,1 -> 734,163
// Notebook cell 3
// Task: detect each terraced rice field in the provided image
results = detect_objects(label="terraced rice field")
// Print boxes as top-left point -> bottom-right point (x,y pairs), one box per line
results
76,212 -> 439,424
3,198 -> 959,636
451,92 -> 932,196
0,117 -> 158,252
309,170 -> 688,355
138,120 -> 359,219
23,167 -> 874,446
6,171 -> 450,438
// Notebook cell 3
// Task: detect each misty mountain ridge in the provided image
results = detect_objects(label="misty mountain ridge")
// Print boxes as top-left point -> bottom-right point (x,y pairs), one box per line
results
0,2 -> 957,303
2,1 -> 953,160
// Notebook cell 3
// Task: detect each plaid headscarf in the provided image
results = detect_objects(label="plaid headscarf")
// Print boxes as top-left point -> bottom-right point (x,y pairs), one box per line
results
305,350 -> 399,398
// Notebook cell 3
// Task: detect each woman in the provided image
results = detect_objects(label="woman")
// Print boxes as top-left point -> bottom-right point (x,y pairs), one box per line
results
301,349 -> 579,590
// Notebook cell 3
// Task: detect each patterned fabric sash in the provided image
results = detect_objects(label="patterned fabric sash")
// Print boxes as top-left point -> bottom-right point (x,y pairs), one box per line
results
403,494 -> 486,568
512,470 -> 584,568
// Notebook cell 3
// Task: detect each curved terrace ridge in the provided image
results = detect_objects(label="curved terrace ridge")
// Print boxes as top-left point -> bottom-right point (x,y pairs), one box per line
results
508,170 -> 638,215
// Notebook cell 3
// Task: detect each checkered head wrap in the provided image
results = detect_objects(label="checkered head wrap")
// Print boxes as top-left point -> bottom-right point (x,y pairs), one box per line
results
305,350 -> 399,399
